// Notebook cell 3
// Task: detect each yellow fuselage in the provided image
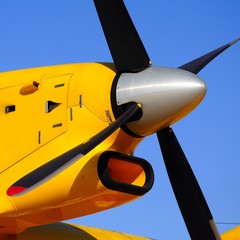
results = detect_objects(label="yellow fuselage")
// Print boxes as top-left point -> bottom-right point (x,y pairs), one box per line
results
0,63 -> 144,234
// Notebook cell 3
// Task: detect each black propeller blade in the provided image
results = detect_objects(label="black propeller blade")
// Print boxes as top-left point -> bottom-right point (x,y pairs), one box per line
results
7,103 -> 142,196
179,38 -> 240,74
93,0 -> 151,73
157,127 -> 221,240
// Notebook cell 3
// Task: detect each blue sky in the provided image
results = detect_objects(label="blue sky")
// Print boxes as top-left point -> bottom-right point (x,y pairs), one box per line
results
0,1 -> 239,239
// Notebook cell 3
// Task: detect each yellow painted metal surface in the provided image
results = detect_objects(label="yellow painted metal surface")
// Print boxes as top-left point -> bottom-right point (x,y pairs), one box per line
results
0,63 -> 144,234
221,226 -> 240,240
2,223 -> 240,240
0,73 -> 70,172
0,223 -> 238,240
9,222 -> 151,240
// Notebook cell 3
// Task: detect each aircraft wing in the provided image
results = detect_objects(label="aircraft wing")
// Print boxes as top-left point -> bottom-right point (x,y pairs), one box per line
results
13,222 -> 153,240
4,222 -> 240,240
221,226 -> 240,240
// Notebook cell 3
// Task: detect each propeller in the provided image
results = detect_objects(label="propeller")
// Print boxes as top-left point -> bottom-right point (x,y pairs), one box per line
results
93,1 -> 240,240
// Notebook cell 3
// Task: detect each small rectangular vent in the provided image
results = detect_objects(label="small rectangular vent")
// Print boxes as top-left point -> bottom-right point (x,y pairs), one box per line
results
54,83 -> 65,88
53,123 -> 63,128
5,105 -> 16,113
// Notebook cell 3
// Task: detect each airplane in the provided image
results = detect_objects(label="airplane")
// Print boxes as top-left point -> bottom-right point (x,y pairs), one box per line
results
0,1 -> 239,239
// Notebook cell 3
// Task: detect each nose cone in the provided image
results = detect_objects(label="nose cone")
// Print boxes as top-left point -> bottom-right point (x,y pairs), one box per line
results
116,66 -> 206,136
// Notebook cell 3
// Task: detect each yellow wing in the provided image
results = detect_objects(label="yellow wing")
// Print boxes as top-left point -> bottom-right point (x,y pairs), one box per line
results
8,222 -> 151,240
221,226 -> 240,240
4,222 -> 240,240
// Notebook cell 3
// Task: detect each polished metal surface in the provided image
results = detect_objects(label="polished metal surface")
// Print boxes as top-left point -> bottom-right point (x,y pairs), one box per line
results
116,66 -> 207,136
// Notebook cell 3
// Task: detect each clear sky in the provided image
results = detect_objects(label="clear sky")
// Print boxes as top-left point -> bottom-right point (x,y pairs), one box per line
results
0,1 -> 239,239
